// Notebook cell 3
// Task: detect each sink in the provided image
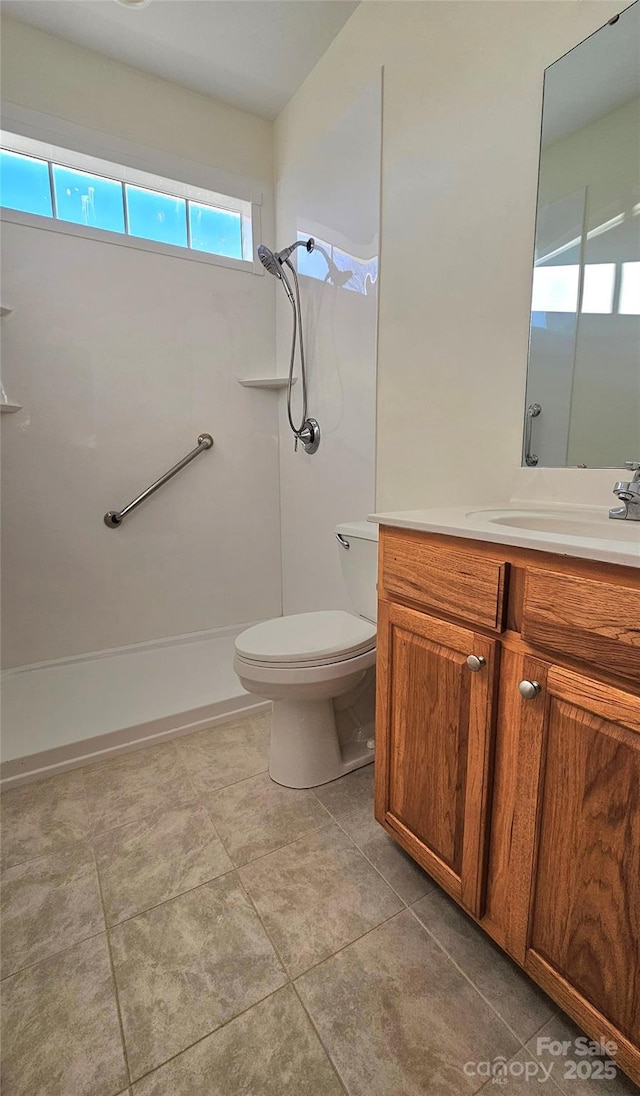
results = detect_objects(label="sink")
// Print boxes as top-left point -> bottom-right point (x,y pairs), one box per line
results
469,509 -> 640,543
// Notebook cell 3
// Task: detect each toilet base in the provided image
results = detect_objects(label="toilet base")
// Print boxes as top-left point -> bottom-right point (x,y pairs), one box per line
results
269,696 -> 374,789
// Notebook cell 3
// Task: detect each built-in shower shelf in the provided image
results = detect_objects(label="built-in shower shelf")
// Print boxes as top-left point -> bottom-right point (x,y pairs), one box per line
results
238,377 -> 296,390
1,402 -> 22,414
0,305 -> 13,317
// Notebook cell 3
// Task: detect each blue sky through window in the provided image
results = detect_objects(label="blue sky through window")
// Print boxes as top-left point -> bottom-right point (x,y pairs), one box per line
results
1,138 -> 251,265
125,185 -> 187,248
0,149 -> 52,217
189,203 -> 242,259
52,165 -> 125,233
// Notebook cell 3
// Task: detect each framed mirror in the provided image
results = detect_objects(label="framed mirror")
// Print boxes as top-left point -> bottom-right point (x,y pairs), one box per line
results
523,1 -> 640,468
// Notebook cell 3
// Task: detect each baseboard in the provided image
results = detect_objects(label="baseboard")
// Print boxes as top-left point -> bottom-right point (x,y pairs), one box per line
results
0,698 -> 271,790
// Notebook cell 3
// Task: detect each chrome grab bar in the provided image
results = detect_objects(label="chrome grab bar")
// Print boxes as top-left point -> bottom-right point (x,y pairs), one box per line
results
104,433 -> 213,528
524,403 -> 541,467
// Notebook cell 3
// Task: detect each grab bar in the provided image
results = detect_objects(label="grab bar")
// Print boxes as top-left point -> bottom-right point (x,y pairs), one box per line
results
524,403 -> 541,467
104,433 -> 213,528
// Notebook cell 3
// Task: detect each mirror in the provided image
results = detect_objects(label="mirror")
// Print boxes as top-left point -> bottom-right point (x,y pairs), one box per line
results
523,2 -> 640,468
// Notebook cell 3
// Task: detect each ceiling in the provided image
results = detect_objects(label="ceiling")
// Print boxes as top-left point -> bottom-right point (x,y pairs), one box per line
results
1,0 -> 359,121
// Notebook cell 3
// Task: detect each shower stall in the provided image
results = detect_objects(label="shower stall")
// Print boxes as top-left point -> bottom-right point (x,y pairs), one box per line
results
0,74 -> 382,789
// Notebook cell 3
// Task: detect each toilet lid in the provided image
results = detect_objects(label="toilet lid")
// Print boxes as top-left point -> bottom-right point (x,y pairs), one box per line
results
236,611 -> 376,664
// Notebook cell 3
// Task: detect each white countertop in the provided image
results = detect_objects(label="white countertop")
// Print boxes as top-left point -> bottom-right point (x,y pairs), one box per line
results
369,500 -> 640,569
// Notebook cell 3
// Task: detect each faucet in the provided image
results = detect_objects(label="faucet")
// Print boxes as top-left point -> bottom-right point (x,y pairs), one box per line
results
610,462 -> 640,521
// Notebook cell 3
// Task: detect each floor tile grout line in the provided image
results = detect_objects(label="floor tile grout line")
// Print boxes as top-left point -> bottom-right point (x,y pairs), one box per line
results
291,980 -> 351,1096
91,844 -> 134,1088
222,816 -> 337,872
0,925 -> 108,983
331,809 -> 432,909
290,905 -> 408,984
1,833 -> 95,875
0,712 -> 274,869
405,903 -> 545,1054
103,866 -> 239,929
1,771 -> 341,877
236,849 -> 413,988
74,812 -> 356,934
235,871 -> 292,977
89,791 -> 203,842
124,982 -> 292,1089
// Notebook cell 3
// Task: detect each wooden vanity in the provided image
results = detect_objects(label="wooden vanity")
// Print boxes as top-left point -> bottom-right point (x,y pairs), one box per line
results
374,524 -> 640,1085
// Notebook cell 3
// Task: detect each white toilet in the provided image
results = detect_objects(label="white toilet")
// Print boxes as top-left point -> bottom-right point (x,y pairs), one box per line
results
234,521 -> 378,788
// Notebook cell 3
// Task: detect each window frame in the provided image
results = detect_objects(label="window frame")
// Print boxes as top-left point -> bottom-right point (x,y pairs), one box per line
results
0,125 -> 263,275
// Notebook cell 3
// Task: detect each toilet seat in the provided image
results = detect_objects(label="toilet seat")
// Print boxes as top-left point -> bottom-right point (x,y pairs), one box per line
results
235,610 -> 376,668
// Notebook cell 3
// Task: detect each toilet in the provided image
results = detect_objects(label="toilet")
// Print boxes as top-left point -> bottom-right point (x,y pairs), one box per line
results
233,521 -> 378,788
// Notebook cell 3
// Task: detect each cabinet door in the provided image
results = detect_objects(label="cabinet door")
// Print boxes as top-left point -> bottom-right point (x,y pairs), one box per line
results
374,599 -> 498,916
524,666 -> 640,1052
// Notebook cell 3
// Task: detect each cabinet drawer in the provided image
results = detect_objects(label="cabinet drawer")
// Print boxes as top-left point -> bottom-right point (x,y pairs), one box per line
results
380,528 -> 507,631
522,568 -> 640,683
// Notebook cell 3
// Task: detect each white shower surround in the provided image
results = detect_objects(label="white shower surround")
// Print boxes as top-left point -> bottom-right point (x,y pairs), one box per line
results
275,77 -> 381,616
0,29 -> 381,783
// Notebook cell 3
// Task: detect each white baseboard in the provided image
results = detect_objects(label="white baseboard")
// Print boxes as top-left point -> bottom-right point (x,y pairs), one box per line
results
1,697 -> 271,790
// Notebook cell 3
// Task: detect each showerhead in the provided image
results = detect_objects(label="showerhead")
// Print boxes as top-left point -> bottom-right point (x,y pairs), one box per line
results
257,244 -> 281,278
257,242 -> 296,304
257,238 -> 314,276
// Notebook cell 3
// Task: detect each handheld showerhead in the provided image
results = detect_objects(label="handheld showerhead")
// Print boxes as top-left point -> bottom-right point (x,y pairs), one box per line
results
257,238 -> 314,276
257,244 -> 281,278
257,243 -> 295,304
256,236 -> 320,454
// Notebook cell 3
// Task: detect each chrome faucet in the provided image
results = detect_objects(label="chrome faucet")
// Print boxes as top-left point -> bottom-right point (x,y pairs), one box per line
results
610,462 -> 640,521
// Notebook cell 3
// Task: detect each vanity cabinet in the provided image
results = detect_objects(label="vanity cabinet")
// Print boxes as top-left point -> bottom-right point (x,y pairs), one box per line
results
376,600 -> 497,917
523,665 -> 640,1050
374,526 -> 640,1085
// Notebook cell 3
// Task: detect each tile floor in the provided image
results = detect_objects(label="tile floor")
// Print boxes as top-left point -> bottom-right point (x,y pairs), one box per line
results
1,711 -> 637,1095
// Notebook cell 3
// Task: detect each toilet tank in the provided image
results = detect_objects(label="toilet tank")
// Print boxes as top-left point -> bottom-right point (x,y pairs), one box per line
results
335,521 -> 379,624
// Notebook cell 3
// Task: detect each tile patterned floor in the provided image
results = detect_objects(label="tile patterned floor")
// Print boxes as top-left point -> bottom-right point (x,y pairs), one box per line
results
1,710 -> 637,1095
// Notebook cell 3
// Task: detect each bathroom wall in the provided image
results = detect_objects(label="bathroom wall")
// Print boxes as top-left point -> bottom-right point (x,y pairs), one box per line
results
276,0 -> 623,513
1,20 -> 282,668
274,78 -> 381,615
0,17 -> 272,183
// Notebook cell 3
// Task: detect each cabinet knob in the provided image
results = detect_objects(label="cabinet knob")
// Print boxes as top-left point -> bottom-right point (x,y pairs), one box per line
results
466,655 -> 486,672
519,680 -> 542,700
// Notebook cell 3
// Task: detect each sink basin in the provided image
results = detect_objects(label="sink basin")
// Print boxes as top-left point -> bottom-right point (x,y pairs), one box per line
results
469,509 -> 640,543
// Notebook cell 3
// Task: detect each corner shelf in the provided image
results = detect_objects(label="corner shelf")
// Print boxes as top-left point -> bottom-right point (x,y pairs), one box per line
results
1,402 -> 22,414
0,305 -> 13,318
238,377 -> 295,390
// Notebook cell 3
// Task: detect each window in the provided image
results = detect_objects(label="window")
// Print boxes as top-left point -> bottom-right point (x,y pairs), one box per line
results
0,149 -> 52,217
619,261 -> 640,315
52,165 -> 125,233
125,185 -> 187,248
0,134 -> 252,266
189,203 -> 242,259
531,264 -> 580,313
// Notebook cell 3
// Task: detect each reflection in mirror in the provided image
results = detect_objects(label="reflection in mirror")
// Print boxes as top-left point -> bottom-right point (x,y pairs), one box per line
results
523,2 -> 640,468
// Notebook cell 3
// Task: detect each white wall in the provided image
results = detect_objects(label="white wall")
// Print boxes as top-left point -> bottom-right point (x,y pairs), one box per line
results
0,16 -> 272,183
275,78 -> 381,614
276,0 -> 623,512
1,20 -> 281,668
